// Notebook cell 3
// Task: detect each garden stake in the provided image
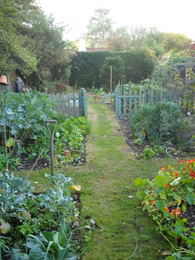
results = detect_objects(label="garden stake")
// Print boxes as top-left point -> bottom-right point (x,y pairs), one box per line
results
45,120 -> 57,176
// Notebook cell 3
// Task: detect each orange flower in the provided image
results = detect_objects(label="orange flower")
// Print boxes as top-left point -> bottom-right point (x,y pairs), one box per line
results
190,170 -> 195,178
186,159 -> 195,164
165,184 -> 169,188
151,200 -> 156,205
173,171 -> 179,177
165,207 -> 169,212
168,165 -> 173,170
160,167 -> 165,172
171,208 -> 182,217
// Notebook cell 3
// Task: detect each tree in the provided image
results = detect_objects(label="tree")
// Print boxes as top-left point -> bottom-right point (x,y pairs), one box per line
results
0,0 -> 37,74
129,27 -> 192,57
0,0 -> 76,89
106,27 -> 131,50
86,9 -> 113,48
161,33 -> 192,51
21,7 -> 69,83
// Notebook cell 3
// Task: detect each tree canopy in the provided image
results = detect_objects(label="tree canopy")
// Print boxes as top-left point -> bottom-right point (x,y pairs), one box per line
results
0,0 -> 75,87
0,0 -> 37,74
86,9 -> 113,48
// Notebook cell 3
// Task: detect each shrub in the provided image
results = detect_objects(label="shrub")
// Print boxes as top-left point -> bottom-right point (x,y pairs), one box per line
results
69,49 -> 154,89
131,101 -> 182,144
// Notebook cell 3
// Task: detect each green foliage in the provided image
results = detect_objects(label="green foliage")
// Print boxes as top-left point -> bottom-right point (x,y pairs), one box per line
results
86,8 -> 113,48
0,171 -> 33,218
11,225 -> 78,260
106,27 -> 132,51
0,91 -> 91,170
100,55 -> 125,90
142,146 -> 156,159
0,0 -> 75,86
0,172 -> 78,259
23,7 -> 74,84
141,145 -> 167,159
131,101 -> 182,144
69,49 -> 154,89
151,53 -> 195,114
0,0 -> 38,74
55,117 -> 91,166
129,27 -> 192,57
134,138 -> 143,145
134,160 -> 195,258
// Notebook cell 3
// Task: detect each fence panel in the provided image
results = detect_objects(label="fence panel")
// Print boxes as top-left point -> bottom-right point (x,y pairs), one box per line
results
49,88 -> 87,117
115,85 -> 192,119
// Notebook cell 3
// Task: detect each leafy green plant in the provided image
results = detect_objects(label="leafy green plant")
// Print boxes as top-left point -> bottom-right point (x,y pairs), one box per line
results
131,101 -> 182,145
142,146 -> 156,159
0,171 -> 33,218
0,91 -> 91,170
134,159 -> 195,258
134,138 -> 143,146
10,225 -> 78,260
153,145 -> 167,156
0,172 -> 79,259
17,221 -> 39,237
55,117 -> 91,166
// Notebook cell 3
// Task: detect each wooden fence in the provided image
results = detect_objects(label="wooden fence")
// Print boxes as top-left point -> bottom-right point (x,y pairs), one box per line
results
49,88 -> 87,117
115,85 -> 185,119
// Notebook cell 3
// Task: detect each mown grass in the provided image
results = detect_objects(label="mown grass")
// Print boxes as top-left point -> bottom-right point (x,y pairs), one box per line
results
18,103 -> 183,259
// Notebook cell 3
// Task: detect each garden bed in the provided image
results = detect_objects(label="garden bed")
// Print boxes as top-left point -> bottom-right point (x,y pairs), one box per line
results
0,91 -> 90,172
119,115 -> 195,159
0,172 -> 82,259
134,159 -> 195,259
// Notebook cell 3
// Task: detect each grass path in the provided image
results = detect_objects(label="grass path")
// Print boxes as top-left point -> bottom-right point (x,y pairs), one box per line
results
64,104 -> 177,260
19,103 -> 177,259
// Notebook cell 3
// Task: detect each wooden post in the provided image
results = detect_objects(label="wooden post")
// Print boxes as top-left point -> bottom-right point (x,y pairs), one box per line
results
110,66 -> 113,93
79,88 -> 88,117
45,120 -> 57,176
116,86 -> 121,119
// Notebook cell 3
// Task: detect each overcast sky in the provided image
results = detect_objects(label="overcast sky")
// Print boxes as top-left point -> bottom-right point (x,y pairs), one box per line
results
37,0 -> 195,41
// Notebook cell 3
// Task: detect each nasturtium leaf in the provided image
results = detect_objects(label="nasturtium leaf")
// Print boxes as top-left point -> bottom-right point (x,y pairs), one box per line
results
186,193 -> 195,205
154,175 -> 169,187
136,190 -> 146,199
187,187 -> 194,193
165,256 -> 176,260
155,200 -> 164,210
174,222 -> 184,235
134,177 -> 147,188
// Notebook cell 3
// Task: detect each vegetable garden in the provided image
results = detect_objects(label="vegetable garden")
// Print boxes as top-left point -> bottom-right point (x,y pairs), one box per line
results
0,49 -> 194,260
0,89 -> 90,259
1,1 -> 195,259
0,84 -> 194,259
